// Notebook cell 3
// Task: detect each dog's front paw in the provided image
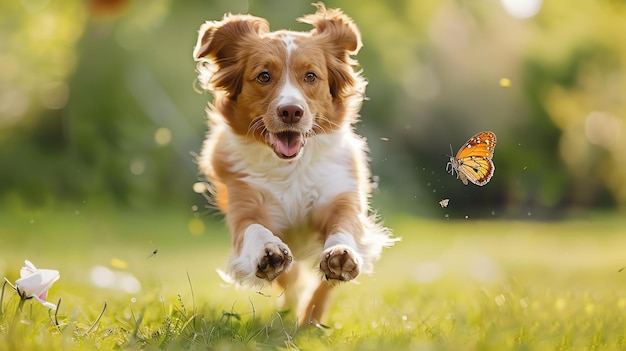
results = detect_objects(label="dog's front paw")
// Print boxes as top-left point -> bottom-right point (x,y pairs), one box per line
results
320,245 -> 360,282
227,224 -> 293,285
255,242 -> 293,281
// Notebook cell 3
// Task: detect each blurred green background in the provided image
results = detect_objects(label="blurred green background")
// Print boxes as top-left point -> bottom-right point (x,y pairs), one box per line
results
2,0 -> 626,219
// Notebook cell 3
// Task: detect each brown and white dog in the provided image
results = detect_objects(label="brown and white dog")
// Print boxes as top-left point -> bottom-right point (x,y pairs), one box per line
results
193,3 -> 396,326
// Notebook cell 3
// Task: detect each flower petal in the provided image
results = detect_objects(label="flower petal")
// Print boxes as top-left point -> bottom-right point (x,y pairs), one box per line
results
20,261 -> 37,279
32,295 -> 57,310
16,272 -> 45,297
38,269 -> 61,291
38,290 -> 48,301
15,270 -> 59,297
24,260 -> 37,271
14,260 -> 60,307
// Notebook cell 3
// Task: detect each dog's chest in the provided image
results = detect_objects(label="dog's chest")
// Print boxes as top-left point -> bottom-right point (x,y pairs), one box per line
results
260,157 -> 354,260
231,133 -> 358,226
256,151 -> 354,224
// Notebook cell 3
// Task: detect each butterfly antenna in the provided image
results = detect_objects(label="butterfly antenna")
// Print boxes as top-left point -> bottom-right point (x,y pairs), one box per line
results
443,144 -> 453,158
445,144 -> 455,174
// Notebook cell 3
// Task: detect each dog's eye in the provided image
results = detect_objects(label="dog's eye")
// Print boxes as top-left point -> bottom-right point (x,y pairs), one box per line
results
304,72 -> 317,83
256,72 -> 271,83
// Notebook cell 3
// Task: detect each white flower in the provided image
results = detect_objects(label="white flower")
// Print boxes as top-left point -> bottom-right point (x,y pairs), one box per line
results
15,260 -> 60,309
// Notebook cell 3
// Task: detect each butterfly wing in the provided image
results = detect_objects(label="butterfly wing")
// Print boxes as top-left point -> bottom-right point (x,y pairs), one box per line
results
457,157 -> 495,186
455,131 -> 497,160
452,131 -> 497,186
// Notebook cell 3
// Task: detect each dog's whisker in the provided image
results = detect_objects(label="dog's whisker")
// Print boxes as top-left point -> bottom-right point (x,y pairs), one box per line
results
247,117 -> 266,140
314,114 -> 340,134
308,125 -> 324,149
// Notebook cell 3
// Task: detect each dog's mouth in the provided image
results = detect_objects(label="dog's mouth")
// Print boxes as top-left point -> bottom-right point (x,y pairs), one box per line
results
268,131 -> 306,159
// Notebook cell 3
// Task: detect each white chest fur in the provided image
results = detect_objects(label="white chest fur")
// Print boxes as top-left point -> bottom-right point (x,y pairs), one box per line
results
224,129 -> 361,229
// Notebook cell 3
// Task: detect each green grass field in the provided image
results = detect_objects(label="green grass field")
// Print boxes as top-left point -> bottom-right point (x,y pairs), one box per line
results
1,205 -> 626,350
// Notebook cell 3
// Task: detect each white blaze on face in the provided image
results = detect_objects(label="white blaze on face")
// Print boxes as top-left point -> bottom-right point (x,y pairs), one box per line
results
282,35 -> 298,53
278,35 -> 305,107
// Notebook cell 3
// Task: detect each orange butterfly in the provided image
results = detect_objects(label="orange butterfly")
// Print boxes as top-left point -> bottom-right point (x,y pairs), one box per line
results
446,131 -> 497,186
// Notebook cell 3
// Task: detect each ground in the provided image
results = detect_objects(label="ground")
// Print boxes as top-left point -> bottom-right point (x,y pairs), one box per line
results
1,206 -> 625,350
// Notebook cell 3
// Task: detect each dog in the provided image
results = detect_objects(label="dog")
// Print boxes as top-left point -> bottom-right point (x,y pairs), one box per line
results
193,3 -> 396,326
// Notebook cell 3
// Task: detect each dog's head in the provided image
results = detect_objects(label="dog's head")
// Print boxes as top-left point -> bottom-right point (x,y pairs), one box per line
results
193,3 -> 366,160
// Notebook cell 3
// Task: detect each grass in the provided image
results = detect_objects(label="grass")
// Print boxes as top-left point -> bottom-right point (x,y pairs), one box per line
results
1,205 -> 626,350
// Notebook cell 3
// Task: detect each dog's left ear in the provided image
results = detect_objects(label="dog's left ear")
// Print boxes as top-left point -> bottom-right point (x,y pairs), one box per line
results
299,3 -> 362,54
299,3 -> 363,99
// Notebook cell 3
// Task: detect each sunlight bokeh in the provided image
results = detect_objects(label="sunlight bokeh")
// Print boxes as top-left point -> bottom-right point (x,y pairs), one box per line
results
500,0 -> 542,19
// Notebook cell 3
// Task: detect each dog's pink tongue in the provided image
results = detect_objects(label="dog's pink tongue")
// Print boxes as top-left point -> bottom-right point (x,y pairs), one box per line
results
274,133 -> 301,157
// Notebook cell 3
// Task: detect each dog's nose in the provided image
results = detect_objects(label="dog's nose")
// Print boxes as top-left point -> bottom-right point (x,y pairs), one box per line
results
278,104 -> 304,124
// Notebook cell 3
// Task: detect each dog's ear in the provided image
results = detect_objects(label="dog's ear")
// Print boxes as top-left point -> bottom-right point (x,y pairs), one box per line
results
299,3 -> 362,54
299,3 -> 363,99
194,14 -> 269,97
194,14 -> 269,61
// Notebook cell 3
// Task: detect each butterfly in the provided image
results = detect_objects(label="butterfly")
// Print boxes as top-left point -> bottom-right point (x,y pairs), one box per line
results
446,131 -> 497,186
439,198 -> 450,208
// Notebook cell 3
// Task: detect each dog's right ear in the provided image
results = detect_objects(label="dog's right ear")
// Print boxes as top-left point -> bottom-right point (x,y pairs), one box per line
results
193,14 -> 269,97
193,14 -> 269,62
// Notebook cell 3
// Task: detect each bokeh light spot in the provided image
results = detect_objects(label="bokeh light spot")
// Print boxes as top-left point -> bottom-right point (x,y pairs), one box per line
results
188,218 -> 205,236
118,272 -> 141,293
585,111 -> 621,149
90,265 -> 115,288
555,297 -> 566,311
154,127 -> 172,146
110,257 -> 128,270
500,0 -> 542,19
130,158 -> 145,176
193,182 -> 210,194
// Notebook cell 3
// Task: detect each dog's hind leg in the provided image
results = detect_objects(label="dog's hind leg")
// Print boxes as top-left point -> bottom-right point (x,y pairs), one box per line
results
299,280 -> 334,327
274,263 -> 301,312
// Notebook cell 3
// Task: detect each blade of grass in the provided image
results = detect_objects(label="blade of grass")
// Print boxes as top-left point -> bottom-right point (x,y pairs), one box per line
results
85,301 -> 107,335
0,280 -> 6,319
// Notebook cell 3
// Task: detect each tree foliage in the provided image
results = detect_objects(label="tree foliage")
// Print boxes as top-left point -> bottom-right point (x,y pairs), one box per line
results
1,0 -> 625,216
